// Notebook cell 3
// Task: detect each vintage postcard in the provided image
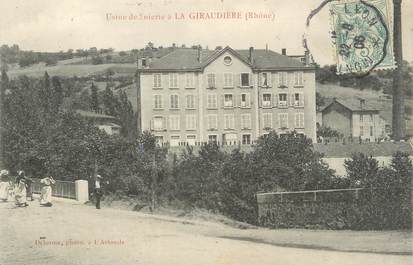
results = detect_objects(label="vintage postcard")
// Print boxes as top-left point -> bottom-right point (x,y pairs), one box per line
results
0,0 -> 412,264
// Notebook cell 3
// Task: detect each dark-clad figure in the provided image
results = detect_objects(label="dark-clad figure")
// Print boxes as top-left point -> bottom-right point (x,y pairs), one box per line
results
91,174 -> 108,209
15,171 -> 28,207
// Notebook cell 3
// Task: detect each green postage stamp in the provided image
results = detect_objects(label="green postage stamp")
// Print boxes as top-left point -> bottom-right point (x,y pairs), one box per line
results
330,0 -> 396,74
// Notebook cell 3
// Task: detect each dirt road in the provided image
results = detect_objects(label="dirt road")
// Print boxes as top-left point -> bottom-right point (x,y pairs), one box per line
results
0,200 -> 411,265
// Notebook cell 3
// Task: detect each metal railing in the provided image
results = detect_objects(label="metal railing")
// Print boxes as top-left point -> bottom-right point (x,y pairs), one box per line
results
31,179 -> 76,199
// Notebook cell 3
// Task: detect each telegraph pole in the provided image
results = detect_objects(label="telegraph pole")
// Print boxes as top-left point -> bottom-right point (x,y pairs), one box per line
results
392,0 -> 405,141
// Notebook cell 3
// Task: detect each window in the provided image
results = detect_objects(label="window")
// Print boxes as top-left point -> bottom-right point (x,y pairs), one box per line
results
153,74 -> 162,88
185,73 -> 195,88
169,115 -> 180,130
262,93 -> 272,108
170,135 -> 180,147
241,93 -> 251,108
185,114 -> 196,130
169,73 -> 178,88
207,94 -> 218,109
261,72 -> 270,86
223,56 -> 232,65
279,72 -> 288,87
241,73 -> 250,87
155,135 -> 163,146
293,93 -> 303,107
242,134 -> 251,145
279,113 -> 288,128
369,114 -> 373,122
370,126 -> 374,137
360,125 -> 364,136
153,116 -> 164,130
207,115 -> 218,130
224,114 -> 235,129
186,94 -> 196,109
224,94 -> 234,107
170,94 -> 179,109
208,135 -> 218,143
207,73 -> 216,88
186,135 -> 196,146
223,73 -> 233,88
263,113 -> 272,129
294,72 -> 303,86
224,133 -> 238,144
142,59 -> 147,67
295,113 -> 305,128
241,114 -> 251,129
154,95 -> 163,109
278,93 -> 288,107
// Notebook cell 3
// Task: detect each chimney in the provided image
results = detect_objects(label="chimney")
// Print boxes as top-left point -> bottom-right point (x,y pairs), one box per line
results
197,45 -> 202,63
359,99 -> 366,110
249,47 -> 254,63
281,48 -> 287,56
304,50 -> 310,66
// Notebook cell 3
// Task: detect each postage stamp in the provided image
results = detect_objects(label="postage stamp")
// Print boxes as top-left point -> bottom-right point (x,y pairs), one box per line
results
330,0 -> 396,74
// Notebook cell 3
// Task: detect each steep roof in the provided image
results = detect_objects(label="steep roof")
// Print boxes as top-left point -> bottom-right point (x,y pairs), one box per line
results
320,98 -> 381,112
143,46 -> 310,71
314,142 -> 413,158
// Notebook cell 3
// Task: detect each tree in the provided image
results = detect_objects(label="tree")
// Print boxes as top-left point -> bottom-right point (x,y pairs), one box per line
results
115,90 -> 137,140
251,131 -> 335,191
89,82 -> 99,113
38,72 -> 54,114
102,83 -> 117,116
0,70 -> 9,166
344,153 -> 379,187
51,76 -> 64,113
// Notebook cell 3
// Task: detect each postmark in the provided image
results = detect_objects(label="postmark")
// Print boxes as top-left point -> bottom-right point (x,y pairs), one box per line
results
330,0 -> 395,75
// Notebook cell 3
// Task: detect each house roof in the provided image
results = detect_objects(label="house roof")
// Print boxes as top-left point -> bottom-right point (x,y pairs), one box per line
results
320,98 -> 381,112
75,110 -> 117,120
142,46 -> 311,71
313,142 -> 413,158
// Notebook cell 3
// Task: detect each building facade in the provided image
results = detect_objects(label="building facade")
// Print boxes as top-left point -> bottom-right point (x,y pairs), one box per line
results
137,46 -> 316,146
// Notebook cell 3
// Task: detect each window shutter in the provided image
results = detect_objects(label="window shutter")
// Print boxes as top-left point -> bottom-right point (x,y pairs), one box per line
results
249,73 -> 252,87
300,93 -> 304,106
290,94 -> 295,106
267,72 -> 272,87
221,95 -> 224,108
248,93 -> 252,107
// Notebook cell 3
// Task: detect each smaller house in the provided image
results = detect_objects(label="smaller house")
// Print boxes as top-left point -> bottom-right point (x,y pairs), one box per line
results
319,98 -> 386,141
75,110 -> 121,135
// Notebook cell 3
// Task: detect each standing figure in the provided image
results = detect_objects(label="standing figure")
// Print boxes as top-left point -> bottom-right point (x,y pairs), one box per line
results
25,176 -> 34,201
39,176 -> 55,207
91,174 -> 107,209
0,170 -> 10,201
15,171 -> 28,207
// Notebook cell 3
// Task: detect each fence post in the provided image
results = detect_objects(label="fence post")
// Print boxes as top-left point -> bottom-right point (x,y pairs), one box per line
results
75,180 -> 89,203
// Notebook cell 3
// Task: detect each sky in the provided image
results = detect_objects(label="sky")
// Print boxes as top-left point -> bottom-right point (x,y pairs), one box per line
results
0,0 -> 412,65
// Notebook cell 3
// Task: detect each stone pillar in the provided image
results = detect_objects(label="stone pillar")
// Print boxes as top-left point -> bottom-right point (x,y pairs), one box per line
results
75,180 -> 89,203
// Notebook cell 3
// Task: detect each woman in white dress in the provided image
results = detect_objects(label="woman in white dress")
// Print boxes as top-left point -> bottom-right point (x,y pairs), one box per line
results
15,171 -> 28,207
40,176 -> 55,207
0,170 -> 10,201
